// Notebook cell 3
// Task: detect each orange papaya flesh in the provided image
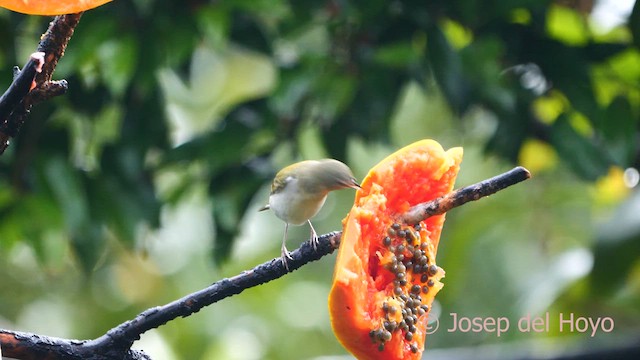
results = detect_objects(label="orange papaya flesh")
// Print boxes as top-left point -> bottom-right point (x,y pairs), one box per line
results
0,0 -> 111,15
329,140 -> 463,359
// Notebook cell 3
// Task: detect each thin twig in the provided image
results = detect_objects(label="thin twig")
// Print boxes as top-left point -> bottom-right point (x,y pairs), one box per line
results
0,166 -> 531,359
401,166 -> 531,224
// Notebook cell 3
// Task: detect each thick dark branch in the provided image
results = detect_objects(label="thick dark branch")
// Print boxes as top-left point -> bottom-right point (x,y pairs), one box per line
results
0,330 -> 150,360
0,52 -> 44,124
0,13 -> 80,155
33,14 -> 81,84
0,167 -> 530,359
82,232 -> 343,354
0,232 -> 343,360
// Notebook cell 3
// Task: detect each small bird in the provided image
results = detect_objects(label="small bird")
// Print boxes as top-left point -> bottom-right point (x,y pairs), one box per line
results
260,159 -> 360,270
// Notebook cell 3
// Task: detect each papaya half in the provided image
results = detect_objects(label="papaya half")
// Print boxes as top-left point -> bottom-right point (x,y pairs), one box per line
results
329,139 -> 463,359
0,0 -> 111,15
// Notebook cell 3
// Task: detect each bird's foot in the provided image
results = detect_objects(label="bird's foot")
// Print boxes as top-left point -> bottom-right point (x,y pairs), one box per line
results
311,232 -> 319,251
281,245 -> 293,271
308,220 -> 319,251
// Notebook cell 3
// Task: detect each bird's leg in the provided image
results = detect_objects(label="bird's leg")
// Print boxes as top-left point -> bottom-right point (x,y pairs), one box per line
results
281,223 -> 293,270
308,220 -> 319,251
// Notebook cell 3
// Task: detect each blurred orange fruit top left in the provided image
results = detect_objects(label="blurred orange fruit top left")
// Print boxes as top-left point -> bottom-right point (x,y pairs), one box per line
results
0,0 -> 111,15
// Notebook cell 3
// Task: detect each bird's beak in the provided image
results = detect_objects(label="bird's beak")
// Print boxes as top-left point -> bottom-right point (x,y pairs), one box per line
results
350,179 -> 361,190
258,204 -> 270,212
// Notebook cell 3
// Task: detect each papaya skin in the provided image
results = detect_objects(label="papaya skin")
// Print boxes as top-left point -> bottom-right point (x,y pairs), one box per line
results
0,0 -> 111,15
329,140 -> 462,360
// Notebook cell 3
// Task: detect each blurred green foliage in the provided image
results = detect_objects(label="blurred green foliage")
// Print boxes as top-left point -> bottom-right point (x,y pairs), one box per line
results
0,0 -> 638,359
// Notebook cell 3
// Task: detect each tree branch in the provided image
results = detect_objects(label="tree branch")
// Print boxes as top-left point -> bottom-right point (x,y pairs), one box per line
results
0,13 -> 81,155
401,166 -> 531,224
0,52 -> 44,124
0,167 -> 530,359
0,329 -> 151,360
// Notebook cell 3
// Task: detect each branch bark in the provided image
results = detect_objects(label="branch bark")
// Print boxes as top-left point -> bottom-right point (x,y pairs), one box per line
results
401,166 -> 531,224
0,13 -> 80,154
0,52 -> 44,124
0,166 -> 531,359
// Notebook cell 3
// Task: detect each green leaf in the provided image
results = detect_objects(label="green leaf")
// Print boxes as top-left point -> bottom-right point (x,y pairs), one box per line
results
584,42 -> 628,63
549,114 -> 613,181
373,41 -> 420,68
43,156 -> 89,233
591,190 -> 640,295
98,146 -> 162,244
426,25 -> 471,114
97,35 -> 138,97
269,68 -> 314,121
546,4 -> 589,46
309,71 -> 357,125
630,0 -> 640,48
70,222 -> 106,274
163,115 -> 272,172
196,6 -> 231,48
599,96 -> 638,165
158,44 -> 277,144
209,164 -> 265,265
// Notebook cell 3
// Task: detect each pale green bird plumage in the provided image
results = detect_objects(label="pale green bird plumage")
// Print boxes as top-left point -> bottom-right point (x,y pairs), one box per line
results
260,159 -> 360,270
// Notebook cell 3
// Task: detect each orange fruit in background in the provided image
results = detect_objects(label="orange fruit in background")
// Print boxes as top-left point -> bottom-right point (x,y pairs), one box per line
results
329,140 -> 462,359
0,0 -> 111,15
